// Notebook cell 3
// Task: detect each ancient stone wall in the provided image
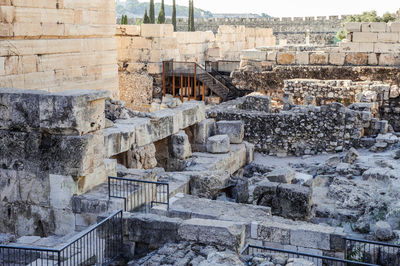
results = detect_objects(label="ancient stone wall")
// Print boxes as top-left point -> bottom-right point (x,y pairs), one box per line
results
164,16 -> 345,45
239,22 -> 400,67
0,0 -> 119,98
116,24 -> 274,108
0,88 -> 108,237
284,79 -> 400,131
208,97 -> 387,156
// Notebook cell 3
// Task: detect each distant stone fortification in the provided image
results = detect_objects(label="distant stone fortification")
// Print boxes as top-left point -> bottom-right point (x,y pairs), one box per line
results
167,16 -> 347,45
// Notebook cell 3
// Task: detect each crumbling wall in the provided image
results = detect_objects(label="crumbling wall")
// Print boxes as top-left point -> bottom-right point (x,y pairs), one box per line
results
0,88 -> 108,237
208,97 -> 384,156
0,1 -> 119,98
232,65 -> 400,100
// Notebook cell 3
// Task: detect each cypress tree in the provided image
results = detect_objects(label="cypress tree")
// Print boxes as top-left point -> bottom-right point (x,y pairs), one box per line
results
157,0 -> 166,24
143,9 -> 150,24
191,0 -> 195,31
172,0 -> 177,31
149,0 -> 155,24
188,0 -> 192,31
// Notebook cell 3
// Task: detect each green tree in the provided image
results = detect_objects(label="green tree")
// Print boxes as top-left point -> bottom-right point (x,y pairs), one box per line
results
172,0 -> 177,31
190,0 -> 195,31
149,0 -> 155,23
157,0 -> 166,24
143,8 -> 150,24
122,15 -> 129,25
382,12 -> 396,23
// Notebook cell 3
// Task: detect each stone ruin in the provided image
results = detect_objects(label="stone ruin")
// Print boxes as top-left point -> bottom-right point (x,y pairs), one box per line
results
1,2 -> 400,266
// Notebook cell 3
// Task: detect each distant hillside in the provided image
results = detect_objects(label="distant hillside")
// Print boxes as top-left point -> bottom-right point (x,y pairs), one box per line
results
116,0 -> 213,19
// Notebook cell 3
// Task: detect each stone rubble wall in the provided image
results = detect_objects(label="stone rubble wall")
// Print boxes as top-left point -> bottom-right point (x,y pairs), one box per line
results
284,79 -> 400,131
0,0 -> 119,98
207,98 -> 385,156
0,88 -> 109,237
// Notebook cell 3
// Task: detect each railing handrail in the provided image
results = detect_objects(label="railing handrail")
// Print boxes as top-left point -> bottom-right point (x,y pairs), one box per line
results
58,209 -> 123,251
164,60 -> 232,98
108,176 -> 169,186
0,209 -> 123,253
345,236 -> 400,248
242,244 -> 378,266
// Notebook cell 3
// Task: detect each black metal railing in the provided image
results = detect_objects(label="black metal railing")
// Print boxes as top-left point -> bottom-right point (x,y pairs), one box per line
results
345,237 -> 400,266
108,176 -> 169,212
0,209 -> 123,265
241,244 -> 377,266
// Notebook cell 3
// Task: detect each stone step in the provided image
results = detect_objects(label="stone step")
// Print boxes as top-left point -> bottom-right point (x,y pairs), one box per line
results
152,193 -> 347,255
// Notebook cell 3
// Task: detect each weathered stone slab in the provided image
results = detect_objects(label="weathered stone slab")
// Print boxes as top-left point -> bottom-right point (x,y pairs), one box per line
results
216,120 -> 244,144
171,131 -> 192,160
189,171 -> 230,199
207,134 -> 231,154
178,218 -> 246,252
193,118 -> 215,144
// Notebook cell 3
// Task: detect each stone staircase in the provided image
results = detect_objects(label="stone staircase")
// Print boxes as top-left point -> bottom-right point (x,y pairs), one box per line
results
197,72 -> 231,101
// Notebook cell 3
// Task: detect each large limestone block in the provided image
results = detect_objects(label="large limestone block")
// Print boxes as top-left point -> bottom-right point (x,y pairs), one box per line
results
178,218 -> 246,252
216,120 -> 244,144
309,53 -> 328,65
377,32 -> 399,43
277,52 -> 295,65
207,135 -> 231,154
353,32 -> 378,42
295,52 -> 309,65
194,119 -> 216,144
39,90 -> 109,135
374,43 -> 400,53
329,53 -> 346,65
141,24 -> 174,38
189,171 -> 230,199
344,22 -> 361,32
389,22 -> 400,32
362,22 -> 387,32
172,130 -> 192,160
0,88 -> 44,130
379,54 -> 400,66
345,53 -> 368,65
253,180 -> 312,220
265,168 -> 296,183
125,213 -> 182,249
116,25 -> 140,36
0,6 -> 15,23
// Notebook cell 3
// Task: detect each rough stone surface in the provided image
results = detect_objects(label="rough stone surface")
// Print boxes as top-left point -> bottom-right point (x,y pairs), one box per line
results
265,168 -> 296,183
374,221 -> 394,241
189,171 -> 231,199
172,131 -> 192,160
216,121 -> 245,144
242,94 -> 271,112
178,218 -> 246,252
253,180 -> 312,220
207,135 -> 231,154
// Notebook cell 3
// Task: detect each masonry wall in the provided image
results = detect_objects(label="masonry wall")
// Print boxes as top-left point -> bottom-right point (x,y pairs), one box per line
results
116,24 -> 275,109
166,16 -> 344,45
0,0 -> 119,98
284,79 -> 400,131
0,88 -> 108,237
241,22 -> 400,67
208,98 -> 380,156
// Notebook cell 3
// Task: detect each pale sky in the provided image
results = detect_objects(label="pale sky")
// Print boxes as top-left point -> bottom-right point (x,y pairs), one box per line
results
134,0 -> 399,17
